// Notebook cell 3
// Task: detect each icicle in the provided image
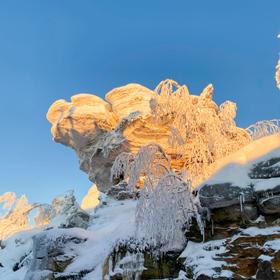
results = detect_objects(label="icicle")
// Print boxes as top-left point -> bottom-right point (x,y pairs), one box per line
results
211,218 -> 214,236
239,192 -> 245,213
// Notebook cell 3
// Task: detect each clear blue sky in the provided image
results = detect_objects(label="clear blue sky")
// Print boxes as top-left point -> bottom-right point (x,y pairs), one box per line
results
0,0 -> 279,203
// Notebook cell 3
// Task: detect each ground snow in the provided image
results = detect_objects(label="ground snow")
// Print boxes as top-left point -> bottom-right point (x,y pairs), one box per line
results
66,199 -> 137,279
180,239 -> 232,279
253,177 -> 280,192
0,228 -> 40,280
1,198 -> 280,279
241,226 -> 280,236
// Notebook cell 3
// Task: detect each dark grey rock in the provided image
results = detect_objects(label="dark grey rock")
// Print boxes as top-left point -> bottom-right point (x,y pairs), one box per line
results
198,183 -> 254,209
254,183 -> 280,214
24,230 -> 87,280
256,260 -> 273,280
107,182 -> 137,200
258,195 -> 280,214
249,157 -> 280,179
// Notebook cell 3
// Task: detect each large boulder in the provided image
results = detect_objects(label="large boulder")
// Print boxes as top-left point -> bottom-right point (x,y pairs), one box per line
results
197,183 -> 254,209
24,228 -> 88,280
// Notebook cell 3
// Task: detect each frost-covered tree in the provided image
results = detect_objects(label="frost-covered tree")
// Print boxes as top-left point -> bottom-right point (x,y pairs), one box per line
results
246,119 -> 280,140
127,143 -> 170,190
111,152 -> 134,184
150,79 -> 251,185
136,171 -> 203,252
111,142 -> 171,190
113,143 -> 204,251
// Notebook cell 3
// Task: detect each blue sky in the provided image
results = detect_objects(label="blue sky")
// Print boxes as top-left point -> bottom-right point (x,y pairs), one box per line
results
0,0 -> 279,203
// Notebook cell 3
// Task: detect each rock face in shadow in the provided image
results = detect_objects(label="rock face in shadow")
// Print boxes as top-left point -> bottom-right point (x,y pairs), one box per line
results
102,241 -> 185,280
198,183 -> 255,209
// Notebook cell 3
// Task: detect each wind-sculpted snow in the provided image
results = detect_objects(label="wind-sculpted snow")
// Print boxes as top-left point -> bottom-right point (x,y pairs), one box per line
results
47,79 -> 253,191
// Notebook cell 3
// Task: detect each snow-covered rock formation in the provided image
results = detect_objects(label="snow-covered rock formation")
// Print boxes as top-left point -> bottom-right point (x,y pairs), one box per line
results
198,133 -> 280,212
0,190 -> 89,244
47,80 -> 252,191
1,77 -> 279,279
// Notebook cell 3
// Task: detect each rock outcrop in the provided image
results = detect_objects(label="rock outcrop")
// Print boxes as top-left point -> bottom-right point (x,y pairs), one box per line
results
47,80 -> 251,192
197,133 -> 280,215
49,191 -> 90,229
24,228 -> 89,280
101,134 -> 280,280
